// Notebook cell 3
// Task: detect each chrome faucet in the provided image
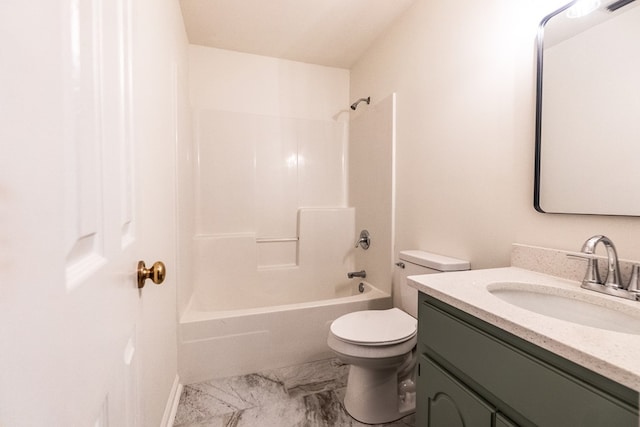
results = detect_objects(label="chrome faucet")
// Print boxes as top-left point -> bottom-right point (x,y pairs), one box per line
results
580,235 -> 622,289
575,235 -> 638,301
347,270 -> 366,279
354,230 -> 371,250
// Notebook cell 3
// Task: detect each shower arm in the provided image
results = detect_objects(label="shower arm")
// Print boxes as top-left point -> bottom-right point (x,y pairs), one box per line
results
350,96 -> 371,110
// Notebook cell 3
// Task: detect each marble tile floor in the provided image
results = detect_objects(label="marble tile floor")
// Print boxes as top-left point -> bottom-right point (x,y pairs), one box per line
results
173,358 -> 416,427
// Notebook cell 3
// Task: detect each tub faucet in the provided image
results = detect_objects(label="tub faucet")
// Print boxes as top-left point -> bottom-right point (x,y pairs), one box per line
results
580,235 -> 622,289
347,270 -> 366,279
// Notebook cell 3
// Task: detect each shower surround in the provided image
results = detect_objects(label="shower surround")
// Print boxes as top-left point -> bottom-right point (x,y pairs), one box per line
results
178,45 -> 393,383
180,45 -> 353,312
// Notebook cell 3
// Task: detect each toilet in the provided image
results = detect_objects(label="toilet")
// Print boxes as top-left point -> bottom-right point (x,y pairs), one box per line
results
327,250 -> 470,424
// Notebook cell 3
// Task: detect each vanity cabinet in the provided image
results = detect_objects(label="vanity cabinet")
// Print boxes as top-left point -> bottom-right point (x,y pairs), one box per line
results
416,293 -> 639,427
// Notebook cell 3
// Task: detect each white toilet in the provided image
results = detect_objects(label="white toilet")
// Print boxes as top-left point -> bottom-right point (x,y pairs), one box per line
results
327,250 -> 470,424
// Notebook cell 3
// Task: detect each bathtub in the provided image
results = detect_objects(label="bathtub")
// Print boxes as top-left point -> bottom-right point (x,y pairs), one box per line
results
178,281 -> 391,384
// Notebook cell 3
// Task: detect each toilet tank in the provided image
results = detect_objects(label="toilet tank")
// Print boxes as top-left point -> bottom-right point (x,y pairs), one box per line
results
396,250 -> 470,317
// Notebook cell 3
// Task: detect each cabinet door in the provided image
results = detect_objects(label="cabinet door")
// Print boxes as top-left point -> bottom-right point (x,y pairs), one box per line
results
496,413 -> 518,427
417,355 -> 493,427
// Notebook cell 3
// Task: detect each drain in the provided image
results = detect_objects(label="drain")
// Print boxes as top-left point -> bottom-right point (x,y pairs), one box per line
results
358,282 -> 365,293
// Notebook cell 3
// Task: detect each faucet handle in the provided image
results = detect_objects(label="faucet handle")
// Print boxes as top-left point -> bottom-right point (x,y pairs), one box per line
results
354,230 -> 370,250
567,253 -> 601,285
627,265 -> 640,294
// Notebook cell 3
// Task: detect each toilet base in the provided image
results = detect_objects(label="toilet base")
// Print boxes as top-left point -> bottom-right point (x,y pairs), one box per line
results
343,364 -> 416,425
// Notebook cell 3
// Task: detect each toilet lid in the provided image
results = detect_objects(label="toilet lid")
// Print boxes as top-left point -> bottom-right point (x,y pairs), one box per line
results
330,308 -> 417,346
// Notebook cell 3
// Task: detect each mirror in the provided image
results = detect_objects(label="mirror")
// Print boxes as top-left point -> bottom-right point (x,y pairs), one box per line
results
535,0 -> 640,216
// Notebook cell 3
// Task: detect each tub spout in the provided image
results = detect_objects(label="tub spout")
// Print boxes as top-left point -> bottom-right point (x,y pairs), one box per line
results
347,270 -> 366,279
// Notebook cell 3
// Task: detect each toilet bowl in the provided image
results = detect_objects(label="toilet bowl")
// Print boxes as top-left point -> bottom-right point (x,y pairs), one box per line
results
328,308 -> 417,424
328,250 -> 470,424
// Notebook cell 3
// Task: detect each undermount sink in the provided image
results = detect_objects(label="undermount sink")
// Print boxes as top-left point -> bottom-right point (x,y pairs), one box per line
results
488,282 -> 640,335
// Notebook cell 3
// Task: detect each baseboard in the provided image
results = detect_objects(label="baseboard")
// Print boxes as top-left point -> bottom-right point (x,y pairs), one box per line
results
161,374 -> 183,427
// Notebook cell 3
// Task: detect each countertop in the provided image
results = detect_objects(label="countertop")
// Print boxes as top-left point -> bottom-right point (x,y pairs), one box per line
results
408,266 -> 640,392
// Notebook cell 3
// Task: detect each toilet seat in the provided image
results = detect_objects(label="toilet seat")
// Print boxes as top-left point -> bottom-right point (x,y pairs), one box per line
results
330,308 -> 416,346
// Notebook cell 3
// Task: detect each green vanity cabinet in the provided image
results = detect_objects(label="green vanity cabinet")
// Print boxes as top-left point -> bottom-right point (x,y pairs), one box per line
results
416,293 -> 639,427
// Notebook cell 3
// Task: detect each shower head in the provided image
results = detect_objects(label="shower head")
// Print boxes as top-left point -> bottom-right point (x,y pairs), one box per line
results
350,97 -> 371,110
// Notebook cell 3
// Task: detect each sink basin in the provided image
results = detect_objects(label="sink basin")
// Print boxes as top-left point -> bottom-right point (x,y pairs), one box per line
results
488,282 -> 640,335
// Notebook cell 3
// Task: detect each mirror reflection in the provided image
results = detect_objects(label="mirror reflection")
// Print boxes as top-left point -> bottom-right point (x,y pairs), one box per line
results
535,0 -> 640,216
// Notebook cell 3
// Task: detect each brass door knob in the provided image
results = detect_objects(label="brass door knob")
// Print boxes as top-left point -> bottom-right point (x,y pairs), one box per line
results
137,260 -> 166,288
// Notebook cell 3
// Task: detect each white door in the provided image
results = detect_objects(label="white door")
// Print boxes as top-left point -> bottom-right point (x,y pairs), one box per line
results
0,0 -> 179,426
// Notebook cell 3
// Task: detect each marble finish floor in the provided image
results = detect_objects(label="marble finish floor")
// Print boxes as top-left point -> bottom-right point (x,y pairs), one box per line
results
173,358 -> 416,427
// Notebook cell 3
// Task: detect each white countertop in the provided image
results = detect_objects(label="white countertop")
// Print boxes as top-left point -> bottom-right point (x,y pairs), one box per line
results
408,266 -> 640,392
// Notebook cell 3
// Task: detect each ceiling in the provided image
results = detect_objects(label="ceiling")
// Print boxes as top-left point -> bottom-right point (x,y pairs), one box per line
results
179,0 -> 417,69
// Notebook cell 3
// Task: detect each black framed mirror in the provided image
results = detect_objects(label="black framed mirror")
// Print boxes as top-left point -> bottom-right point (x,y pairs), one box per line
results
534,0 -> 640,216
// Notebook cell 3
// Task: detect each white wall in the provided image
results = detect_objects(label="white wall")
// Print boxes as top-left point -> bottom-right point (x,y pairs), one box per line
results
350,0 -> 640,269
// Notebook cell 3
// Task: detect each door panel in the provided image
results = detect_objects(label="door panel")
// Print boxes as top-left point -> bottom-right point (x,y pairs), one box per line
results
0,0 -> 181,425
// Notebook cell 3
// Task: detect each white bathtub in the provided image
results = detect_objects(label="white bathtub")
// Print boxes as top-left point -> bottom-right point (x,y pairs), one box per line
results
178,281 -> 391,384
